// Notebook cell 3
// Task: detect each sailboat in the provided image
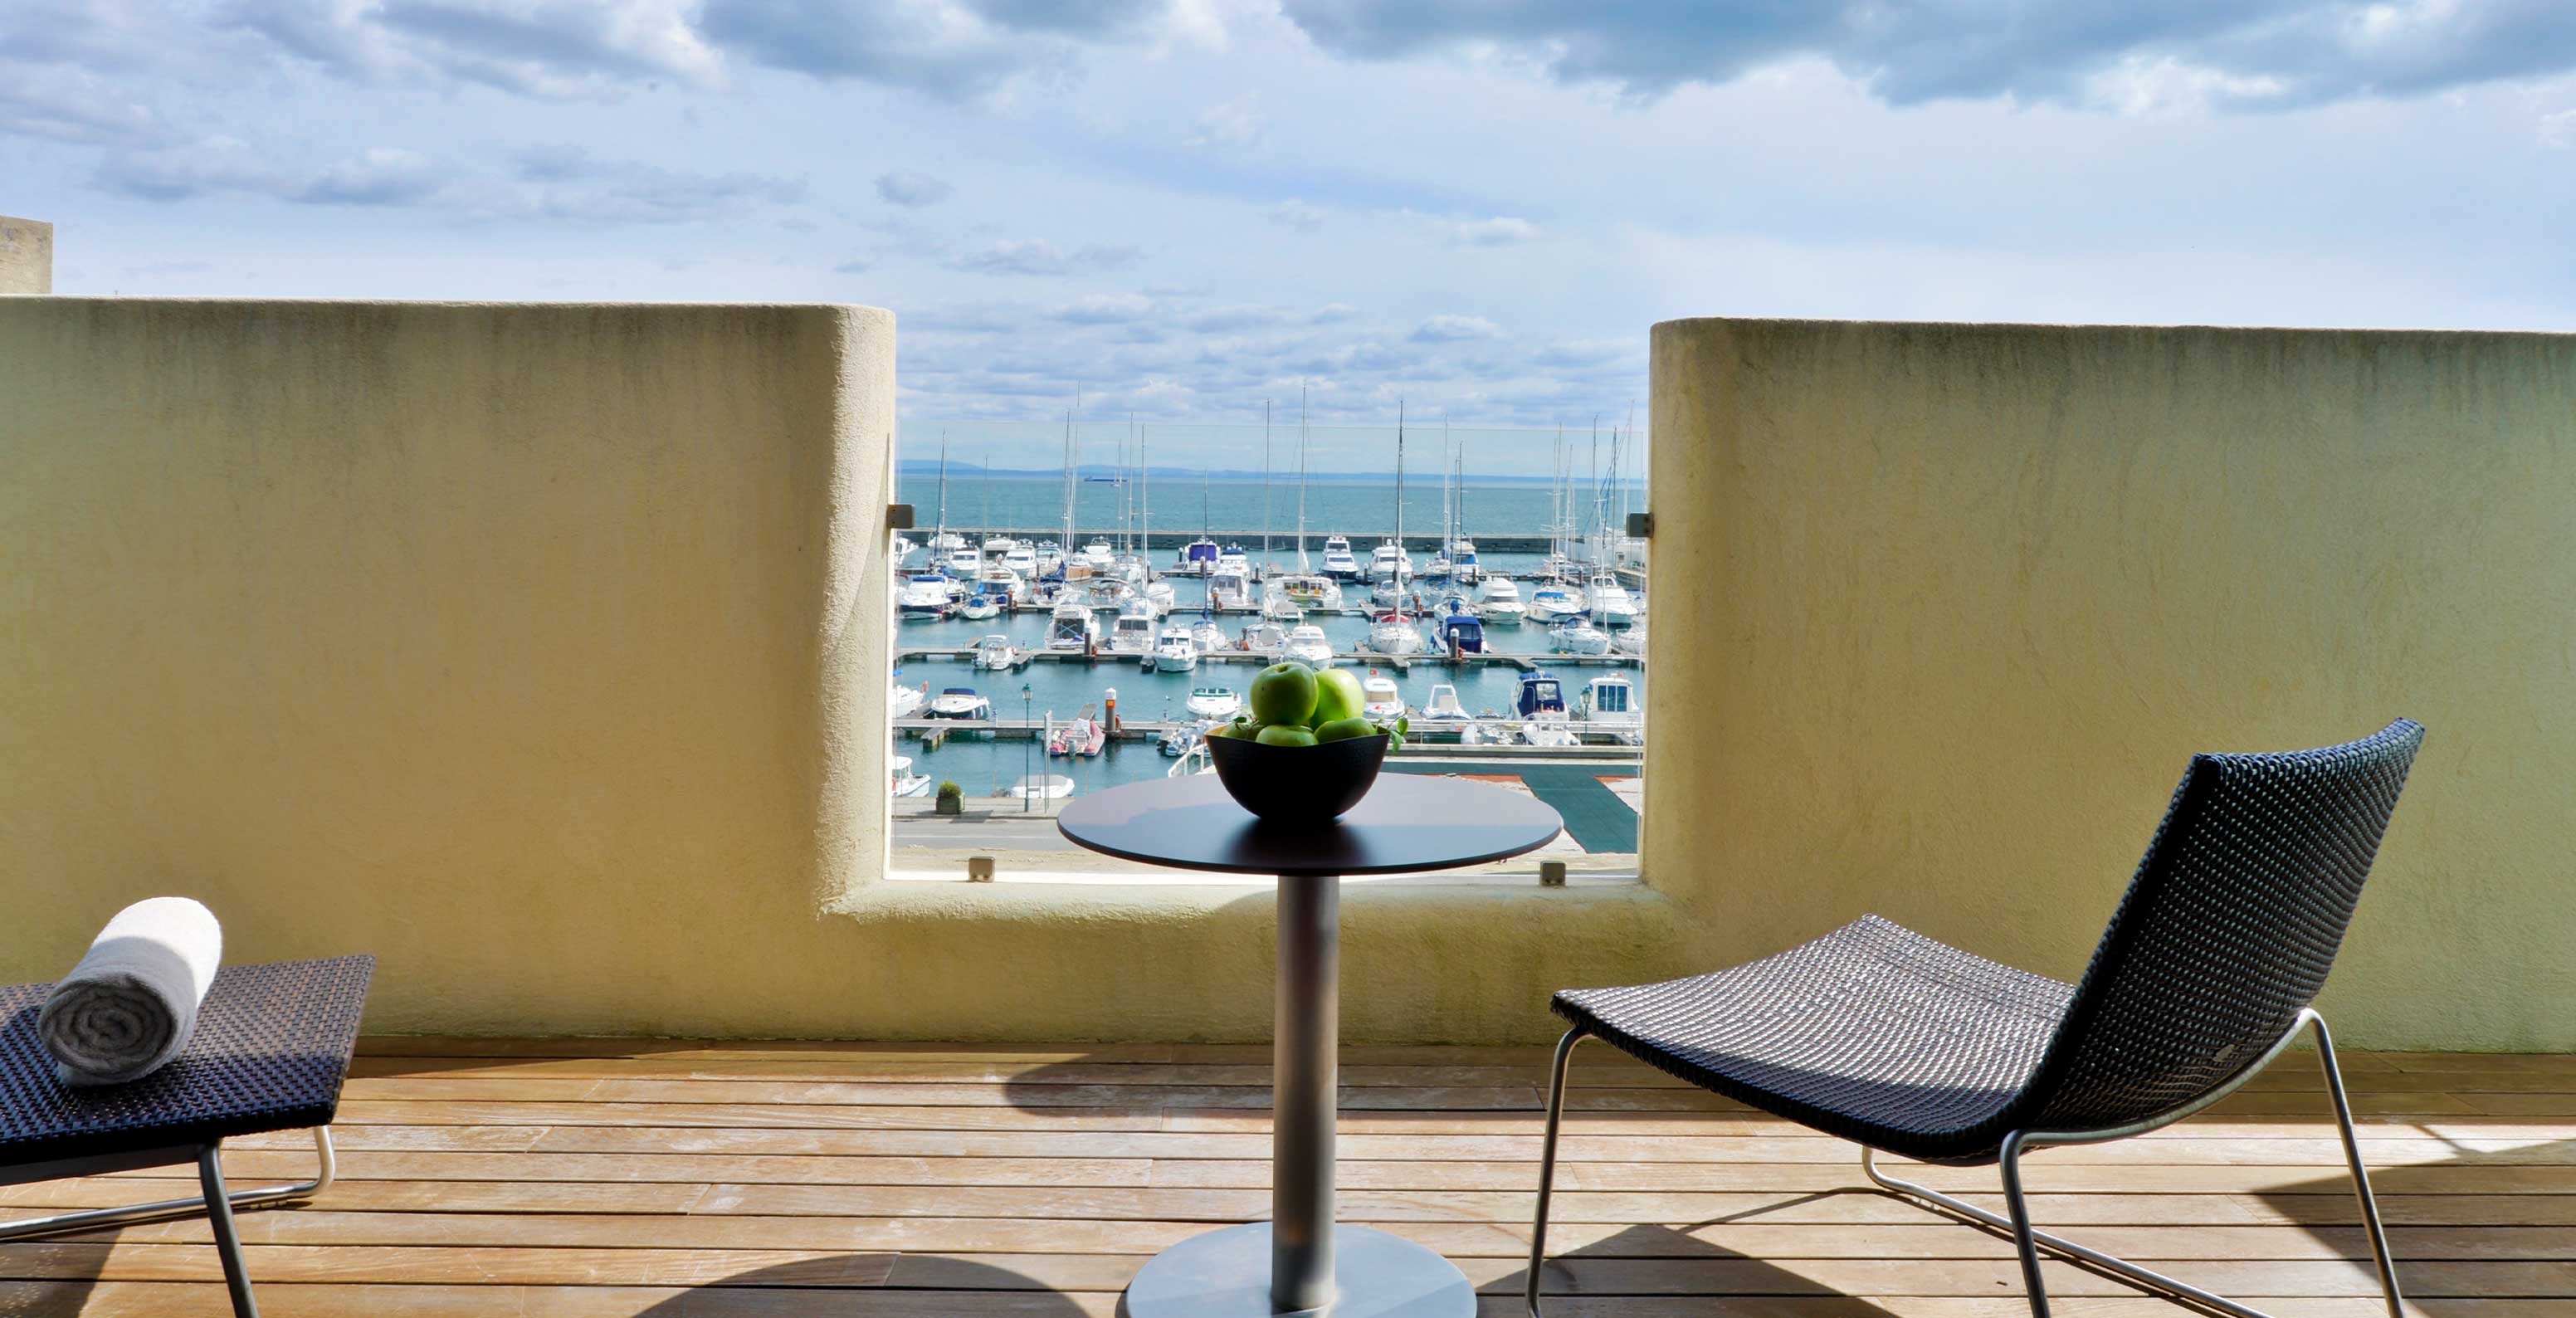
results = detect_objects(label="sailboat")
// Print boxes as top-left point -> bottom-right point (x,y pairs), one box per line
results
1368,405 -> 1424,656
1179,468 -> 1219,575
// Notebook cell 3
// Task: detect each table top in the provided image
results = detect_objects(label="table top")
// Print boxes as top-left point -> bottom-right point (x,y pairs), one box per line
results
0,956 -> 374,1165
1056,774 -> 1564,877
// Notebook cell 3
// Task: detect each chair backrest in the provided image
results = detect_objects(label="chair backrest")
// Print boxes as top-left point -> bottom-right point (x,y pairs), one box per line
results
2019,720 -> 2424,1135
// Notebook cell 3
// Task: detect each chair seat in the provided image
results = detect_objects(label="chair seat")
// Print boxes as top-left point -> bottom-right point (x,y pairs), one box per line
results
1553,916 -> 2070,1164
0,957 -> 373,1169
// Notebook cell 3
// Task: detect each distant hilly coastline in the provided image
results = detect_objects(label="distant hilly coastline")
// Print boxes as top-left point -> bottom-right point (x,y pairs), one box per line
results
896,461 -> 1640,488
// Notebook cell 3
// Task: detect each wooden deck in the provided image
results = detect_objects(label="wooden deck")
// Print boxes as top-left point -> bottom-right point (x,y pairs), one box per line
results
3,1040 -> 2573,1316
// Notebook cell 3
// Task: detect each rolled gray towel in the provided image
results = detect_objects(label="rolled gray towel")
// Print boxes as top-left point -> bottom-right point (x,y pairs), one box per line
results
39,898 -> 223,1086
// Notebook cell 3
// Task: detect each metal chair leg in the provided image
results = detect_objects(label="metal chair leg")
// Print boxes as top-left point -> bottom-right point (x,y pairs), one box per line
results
198,1144 -> 261,1318
1863,1008 -> 2406,1318
0,1126 -> 335,1241
1525,1028 -> 1587,1318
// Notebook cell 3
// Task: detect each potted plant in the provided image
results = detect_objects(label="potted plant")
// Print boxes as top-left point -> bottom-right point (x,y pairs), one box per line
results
934,780 -> 964,816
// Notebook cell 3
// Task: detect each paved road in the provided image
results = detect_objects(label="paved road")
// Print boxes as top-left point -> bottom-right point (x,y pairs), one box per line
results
895,815 -> 1080,851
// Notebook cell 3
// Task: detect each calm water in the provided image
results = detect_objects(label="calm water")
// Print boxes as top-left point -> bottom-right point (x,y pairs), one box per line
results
898,471 -> 1632,544
891,549 -> 1646,798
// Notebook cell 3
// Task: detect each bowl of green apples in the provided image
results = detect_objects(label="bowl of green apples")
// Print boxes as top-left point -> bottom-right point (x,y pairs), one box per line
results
1203,662 -> 1409,824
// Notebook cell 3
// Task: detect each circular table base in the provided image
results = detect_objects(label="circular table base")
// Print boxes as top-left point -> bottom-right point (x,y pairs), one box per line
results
1121,1223 -> 1477,1317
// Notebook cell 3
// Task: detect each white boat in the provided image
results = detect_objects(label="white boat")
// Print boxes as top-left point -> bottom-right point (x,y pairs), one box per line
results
889,681 -> 926,720
1368,540 -> 1412,583
1178,536 -> 1220,575
1481,577 -> 1527,625
941,544 -> 981,578
1284,623 -> 1335,666
1371,574 -> 1411,608
1368,611 -> 1424,656
1418,684 -> 1471,721
1158,721 -> 1206,756
1553,619 -> 1612,655
1154,625 -> 1199,673
1216,544 -> 1251,579
1519,712 -> 1580,748
970,634 -> 1020,671
1003,542 -> 1039,578
980,535 -> 1017,564
1423,552 -> 1455,581
1320,535 -> 1362,580
1011,774 -> 1076,800
1587,570 -> 1638,627
1210,566 -> 1253,611
1033,539 -> 1066,575
1526,584 -> 1583,624
1614,617 -> 1647,658
1189,616 -> 1229,654
1261,588 -> 1303,622
1144,578 -> 1176,617
1166,739 -> 1213,777
1081,576 -> 1134,609
929,530 -> 968,555
1107,600 -> 1157,657
928,686 -> 992,720
1360,673 -> 1404,721
892,533 -> 918,566
1045,601 -> 1099,652
977,564 -> 1024,604
1185,687 -> 1242,720
1239,621 -> 1289,656
896,574 -> 951,621
1449,537 -> 1482,585
1580,674 -> 1639,727
1077,540 -> 1115,571
1279,574 -> 1342,611
890,754 -> 934,798
954,592 -> 1001,621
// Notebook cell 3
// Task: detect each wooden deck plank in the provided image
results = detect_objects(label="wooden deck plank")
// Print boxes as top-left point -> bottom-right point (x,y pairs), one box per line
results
7,1040 -> 2561,1316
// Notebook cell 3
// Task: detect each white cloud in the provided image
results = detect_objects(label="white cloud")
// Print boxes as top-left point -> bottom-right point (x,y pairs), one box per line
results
2544,107 -> 2576,147
1437,215 -> 1540,246
1410,313 -> 1502,342
876,169 -> 954,205
1188,92 -> 1264,146
1266,198 -> 1325,231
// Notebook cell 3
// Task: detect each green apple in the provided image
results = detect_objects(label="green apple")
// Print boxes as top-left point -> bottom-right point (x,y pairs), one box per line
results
1256,725 -> 1319,748
1307,668 -> 1365,728
1314,716 -> 1377,744
1204,722 -> 1235,739
1247,662 -> 1319,727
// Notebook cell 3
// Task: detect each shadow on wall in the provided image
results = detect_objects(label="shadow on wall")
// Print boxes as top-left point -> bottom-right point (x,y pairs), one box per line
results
636,1255 -> 1094,1315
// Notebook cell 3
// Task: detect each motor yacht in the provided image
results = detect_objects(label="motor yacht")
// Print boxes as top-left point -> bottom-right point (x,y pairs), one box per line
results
1153,626 -> 1199,673
1360,673 -> 1405,720
1045,601 -> 1099,652
1481,577 -> 1527,625
1283,623 -> 1335,666
928,687 -> 992,720
970,634 -> 1020,670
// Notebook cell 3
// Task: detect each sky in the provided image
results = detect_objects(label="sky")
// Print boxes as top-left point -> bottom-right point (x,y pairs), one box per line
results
5,1 -> 2574,473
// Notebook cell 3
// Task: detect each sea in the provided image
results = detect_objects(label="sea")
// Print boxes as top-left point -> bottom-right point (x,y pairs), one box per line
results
890,472 -> 1646,800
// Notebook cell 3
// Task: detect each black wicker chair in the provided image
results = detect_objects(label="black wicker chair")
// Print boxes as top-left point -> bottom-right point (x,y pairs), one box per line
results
0,956 -> 373,1318
1528,720 -> 2423,1318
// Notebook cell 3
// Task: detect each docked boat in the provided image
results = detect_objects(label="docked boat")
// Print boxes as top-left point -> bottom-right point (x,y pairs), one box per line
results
1436,603 -> 1485,655
1185,687 -> 1242,720
1077,540 -> 1115,572
1278,574 -> 1342,611
1613,617 -> 1647,658
1360,673 -> 1405,720
1003,542 -> 1038,578
1449,537 -> 1482,585
1178,536 -> 1220,574
941,543 -> 981,578
1107,601 -> 1156,657
1216,544 -> 1251,579
975,564 -> 1023,605
1526,583 -> 1583,624
1210,566 -> 1254,611
1158,721 -> 1206,756
1515,671 -> 1578,747
1166,739 -> 1213,777
1368,540 -> 1412,584
1580,674 -> 1639,727
1080,576 -> 1134,609
1032,540 -> 1066,576
1553,618 -> 1612,655
1587,570 -> 1638,627
1239,620 -> 1289,656
1520,714 -> 1580,748
1368,610 -> 1424,657
1189,615 -> 1229,654
1261,588 -> 1304,622
1320,535 -> 1363,580
1422,551 -> 1454,583
890,754 -> 934,798
896,574 -> 952,621
889,681 -> 926,720
970,634 -> 1020,671
979,535 -> 1017,566
954,591 -> 1001,622
1046,715 -> 1106,758
1481,577 -> 1527,625
1045,601 -> 1099,652
1144,578 -> 1176,617
1418,684 -> 1471,721
1154,625 -> 1200,673
1284,623 -> 1335,666
1011,774 -> 1076,800
928,687 -> 992,720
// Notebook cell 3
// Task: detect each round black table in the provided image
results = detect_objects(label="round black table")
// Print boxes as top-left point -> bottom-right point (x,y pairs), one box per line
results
1059,774 -> 1564,1317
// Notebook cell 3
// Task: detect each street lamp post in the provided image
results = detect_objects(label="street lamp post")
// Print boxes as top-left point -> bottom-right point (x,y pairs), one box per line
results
1022,683 -> 1034,813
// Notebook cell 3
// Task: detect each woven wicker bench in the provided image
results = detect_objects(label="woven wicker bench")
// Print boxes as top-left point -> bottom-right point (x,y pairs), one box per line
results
0,955 -> 373,1317
1527,721 -> 2423,1318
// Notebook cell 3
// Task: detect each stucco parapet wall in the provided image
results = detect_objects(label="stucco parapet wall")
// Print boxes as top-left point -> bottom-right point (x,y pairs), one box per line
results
2,297 -> 1695,1042
0,216 -> 49,295
1646,315 -> 2576,1052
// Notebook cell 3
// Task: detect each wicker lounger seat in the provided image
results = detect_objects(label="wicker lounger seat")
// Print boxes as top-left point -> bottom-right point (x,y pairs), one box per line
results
0,955 -> 374,1318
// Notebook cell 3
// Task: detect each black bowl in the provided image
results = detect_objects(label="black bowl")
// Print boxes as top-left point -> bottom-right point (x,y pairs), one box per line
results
1206,730 -> 1389,824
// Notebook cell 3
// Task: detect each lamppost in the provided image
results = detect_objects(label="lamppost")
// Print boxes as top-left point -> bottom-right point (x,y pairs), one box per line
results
1021,682 -> 1034,813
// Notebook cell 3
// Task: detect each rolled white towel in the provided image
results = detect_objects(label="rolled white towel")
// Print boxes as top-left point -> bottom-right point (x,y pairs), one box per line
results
38,898 -> 224,1087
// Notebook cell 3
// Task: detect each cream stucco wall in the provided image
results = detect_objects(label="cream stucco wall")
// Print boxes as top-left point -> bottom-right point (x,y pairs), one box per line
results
1,299 -> 1682,1042
0,216 -> 51,295
1646,318 -> 2576,1051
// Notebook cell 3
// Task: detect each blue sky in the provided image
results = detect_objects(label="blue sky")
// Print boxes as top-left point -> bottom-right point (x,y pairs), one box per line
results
4,2 -> 2574,471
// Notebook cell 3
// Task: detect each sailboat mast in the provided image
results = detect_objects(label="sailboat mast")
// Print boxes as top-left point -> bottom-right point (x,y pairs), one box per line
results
1295,385 -> 1310,571
1138,416 -> 1149,557
1261,399 -> 1274,567
934,429 -> 949,545
1393,401 -> 1405,565
1060,394 -> 1078,557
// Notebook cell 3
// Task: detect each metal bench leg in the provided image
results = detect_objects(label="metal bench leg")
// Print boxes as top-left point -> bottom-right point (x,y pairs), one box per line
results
198,1143 -> 261,1318
0,1126 -> 335,1241
1864,1009 -> 2405,1318
1524,1028 -> 1588,1318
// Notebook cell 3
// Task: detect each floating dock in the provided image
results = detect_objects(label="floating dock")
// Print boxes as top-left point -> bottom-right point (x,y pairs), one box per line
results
896,647 -> 1634,671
